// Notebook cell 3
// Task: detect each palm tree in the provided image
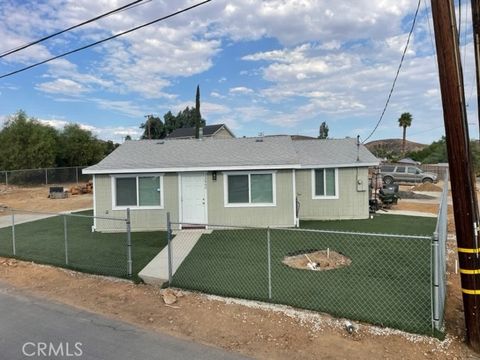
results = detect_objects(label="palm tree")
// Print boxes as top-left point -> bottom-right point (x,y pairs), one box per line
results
398,112 -> 413,154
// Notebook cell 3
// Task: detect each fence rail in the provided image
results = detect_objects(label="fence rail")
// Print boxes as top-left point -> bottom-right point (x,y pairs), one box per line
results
0,166 -> 91,186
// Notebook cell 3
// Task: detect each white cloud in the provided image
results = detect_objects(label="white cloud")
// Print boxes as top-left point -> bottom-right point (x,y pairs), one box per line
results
92,99 -> 145,118
210,91 -> 226,99
38,118 -> 69,129
36,78 -> 89,95
171,101 -> 230,116
229,86 -> 254,95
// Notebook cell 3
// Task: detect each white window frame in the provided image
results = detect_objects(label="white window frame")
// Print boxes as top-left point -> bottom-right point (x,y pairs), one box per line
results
223,171 -> 277,208
311,168 -> 339,200
111,173 -> 164,210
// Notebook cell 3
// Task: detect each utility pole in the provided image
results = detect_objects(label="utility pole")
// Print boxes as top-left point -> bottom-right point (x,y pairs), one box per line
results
144,114 -> 152,139
431,0 -> 480,352
472,0 -> 480,140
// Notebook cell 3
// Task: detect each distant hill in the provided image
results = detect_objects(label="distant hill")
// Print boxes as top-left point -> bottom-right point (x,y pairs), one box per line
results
365,139 -> 427,158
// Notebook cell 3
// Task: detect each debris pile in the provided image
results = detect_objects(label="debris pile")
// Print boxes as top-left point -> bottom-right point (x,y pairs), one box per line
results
160,288 -> 185,305
69,180 -> 93,196
411,182 -> 442,192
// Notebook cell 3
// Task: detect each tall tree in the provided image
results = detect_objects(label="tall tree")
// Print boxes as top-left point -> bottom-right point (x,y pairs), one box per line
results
56,124 -> 106,167
140,115 -> 165,139
318,121 -> 329,139
195,85 -> 201,139
0,110 -> 58,170
398,112 -> 413,154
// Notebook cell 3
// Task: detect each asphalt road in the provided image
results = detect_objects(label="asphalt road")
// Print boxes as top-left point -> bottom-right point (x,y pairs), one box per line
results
0,283 -> 250,360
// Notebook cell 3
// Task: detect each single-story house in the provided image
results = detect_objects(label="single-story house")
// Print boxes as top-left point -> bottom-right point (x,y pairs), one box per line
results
165,124 -> 235,139
83,136 -> 379,231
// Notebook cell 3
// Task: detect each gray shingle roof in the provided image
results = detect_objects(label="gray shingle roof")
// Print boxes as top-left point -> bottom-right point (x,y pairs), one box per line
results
292,138 -> 378,166
165,124 -> 229,139
83,136 -> 378,174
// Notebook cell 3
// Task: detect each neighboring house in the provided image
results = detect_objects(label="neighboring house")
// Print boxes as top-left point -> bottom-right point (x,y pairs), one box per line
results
83,136 -> 378,231
165,124 -> 235,139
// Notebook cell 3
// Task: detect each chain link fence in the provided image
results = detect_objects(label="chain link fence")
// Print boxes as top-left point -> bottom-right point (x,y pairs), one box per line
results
0,166 -> 91,186
166,182 -> 451,337
0,208 -> 132,278
166,221 -> 432,335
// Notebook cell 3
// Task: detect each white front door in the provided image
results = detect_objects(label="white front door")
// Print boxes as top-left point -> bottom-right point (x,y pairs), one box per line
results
180,172 -> 207,225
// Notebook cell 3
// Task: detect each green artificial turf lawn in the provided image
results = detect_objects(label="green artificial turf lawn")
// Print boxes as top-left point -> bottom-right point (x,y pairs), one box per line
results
0,211 -> 166,279
300,214 -> 436,236
172,215 -> 436,335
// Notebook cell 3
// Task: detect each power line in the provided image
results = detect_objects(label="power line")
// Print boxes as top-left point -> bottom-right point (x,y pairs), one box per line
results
362,0 -> 422,143
0,0 -> 148,59
0,0 -> 211,80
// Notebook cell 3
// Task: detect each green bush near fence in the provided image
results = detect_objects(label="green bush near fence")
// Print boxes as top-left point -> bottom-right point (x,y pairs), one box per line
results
172,215 -> 436,335
0,211 -> 166,279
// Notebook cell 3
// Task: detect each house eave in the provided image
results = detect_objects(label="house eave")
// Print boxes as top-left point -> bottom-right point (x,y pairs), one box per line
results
83,161 -> 379,175
300,162 -> 380,169
82,164 -> 301,175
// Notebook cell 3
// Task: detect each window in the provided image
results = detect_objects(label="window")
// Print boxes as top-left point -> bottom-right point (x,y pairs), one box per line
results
225,172 -> 275,206
381,165 -> 395,172
407,167 -> 417,174
395,166 -> 406,173
312,168 -> 338,199
112,175 -> 163,209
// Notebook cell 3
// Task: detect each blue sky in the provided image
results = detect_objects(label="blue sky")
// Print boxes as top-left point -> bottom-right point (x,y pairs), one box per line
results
0,0 -> 477,144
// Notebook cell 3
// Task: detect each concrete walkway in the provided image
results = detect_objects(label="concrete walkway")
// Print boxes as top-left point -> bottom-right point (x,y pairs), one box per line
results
0,208 -> 94,229
379,209 -> 438,217
0,212 -> 55,229
139,229 -> 211,286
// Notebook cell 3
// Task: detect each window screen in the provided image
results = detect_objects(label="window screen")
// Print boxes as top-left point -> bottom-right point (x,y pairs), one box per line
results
139,176 -> 161,206
325,169 -> 336,196
315,169 -> 337,197
116,178 -> 137,206
228,175 -> 249,203
251,174 -> 273,203
315,169 -> 325,196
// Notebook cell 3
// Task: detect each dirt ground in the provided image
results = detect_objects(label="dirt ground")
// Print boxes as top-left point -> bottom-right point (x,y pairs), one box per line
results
0,184 -> 92,214
0,184 -> 477,359
282,250 -> 351,271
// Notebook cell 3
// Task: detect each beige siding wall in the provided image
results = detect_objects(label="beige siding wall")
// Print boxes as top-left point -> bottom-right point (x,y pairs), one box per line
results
94,173 -> 179,232
296,167 -> 369,220
206,170 -> 295,227
212,127 -> 234,139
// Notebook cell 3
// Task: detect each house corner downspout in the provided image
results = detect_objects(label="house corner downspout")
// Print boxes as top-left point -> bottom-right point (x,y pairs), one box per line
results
92,174 -> 97,232
292,169 -> 298,227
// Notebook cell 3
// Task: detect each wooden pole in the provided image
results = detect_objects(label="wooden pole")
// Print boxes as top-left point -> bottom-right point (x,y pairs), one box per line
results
472,0 -> 480,140
431,0 -> 480,351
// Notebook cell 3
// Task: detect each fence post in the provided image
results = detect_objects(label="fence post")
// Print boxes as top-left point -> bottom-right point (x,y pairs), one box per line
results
76,167 -> 79,184
64,215 -> 69,265
11,209 -> 16,256
432,231 -> 440,331
267,227 -> 272,300
126,208 -> 132,277
5,171 -> 8,187
45,168 -> 48,185
167,212 -> 173,285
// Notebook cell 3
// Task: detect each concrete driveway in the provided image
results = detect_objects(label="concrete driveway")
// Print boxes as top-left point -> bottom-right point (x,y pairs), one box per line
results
0,283 -> 249,360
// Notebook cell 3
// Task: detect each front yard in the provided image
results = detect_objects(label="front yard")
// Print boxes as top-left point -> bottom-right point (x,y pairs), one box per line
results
0,211 -> 437,334
0,210 -> 166,279
172,215 -> 436,335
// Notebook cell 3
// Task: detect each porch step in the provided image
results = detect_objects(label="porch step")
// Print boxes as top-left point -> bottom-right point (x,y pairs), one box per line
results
138,229 -> 212,286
